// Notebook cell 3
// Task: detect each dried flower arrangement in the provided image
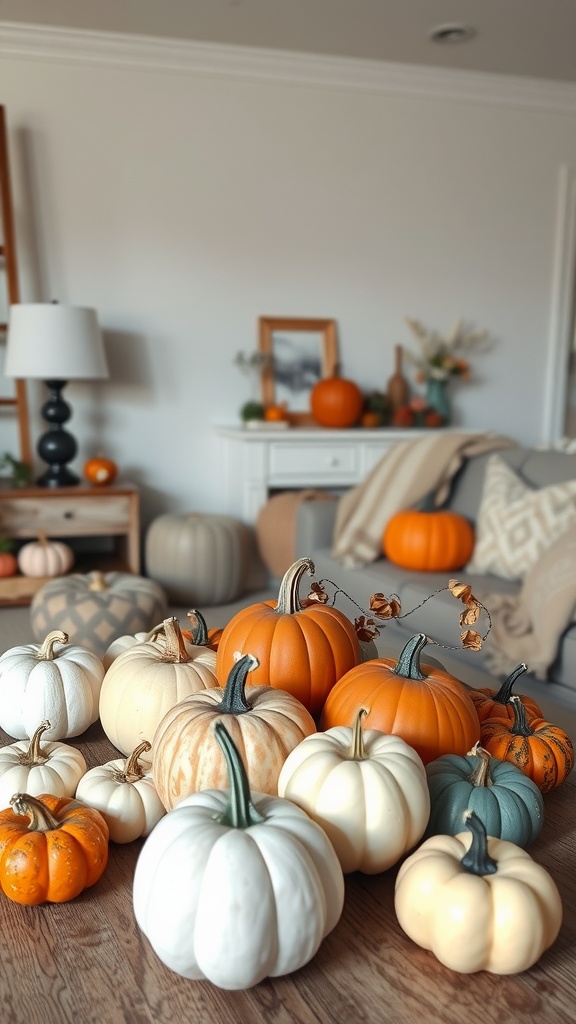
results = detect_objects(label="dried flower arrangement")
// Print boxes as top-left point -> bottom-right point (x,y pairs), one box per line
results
404,317 -> 490,383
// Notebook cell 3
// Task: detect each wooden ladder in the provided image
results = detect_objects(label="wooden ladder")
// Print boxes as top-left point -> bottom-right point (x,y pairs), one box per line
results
0,104 -> 31,466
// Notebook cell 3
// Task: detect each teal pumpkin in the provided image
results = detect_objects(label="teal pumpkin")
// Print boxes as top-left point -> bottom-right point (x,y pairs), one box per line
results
425,743 -> 544,847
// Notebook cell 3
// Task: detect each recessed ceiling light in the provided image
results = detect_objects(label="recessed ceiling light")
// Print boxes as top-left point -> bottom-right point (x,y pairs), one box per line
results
429,23 -> 476,44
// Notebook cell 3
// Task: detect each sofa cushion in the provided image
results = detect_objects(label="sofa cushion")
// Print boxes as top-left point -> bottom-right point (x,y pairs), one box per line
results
465,454 -> 576,581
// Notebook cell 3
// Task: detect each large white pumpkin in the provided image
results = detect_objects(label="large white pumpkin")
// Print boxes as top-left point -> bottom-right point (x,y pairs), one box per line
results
144,512 -> 250,605
0,630 -> 105,740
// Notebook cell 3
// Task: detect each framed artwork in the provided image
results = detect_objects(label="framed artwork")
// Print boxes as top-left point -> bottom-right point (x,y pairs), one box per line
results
258,317 -> 338,424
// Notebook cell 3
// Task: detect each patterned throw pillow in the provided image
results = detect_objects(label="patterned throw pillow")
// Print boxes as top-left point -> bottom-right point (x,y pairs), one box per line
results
466,454 -> 576,580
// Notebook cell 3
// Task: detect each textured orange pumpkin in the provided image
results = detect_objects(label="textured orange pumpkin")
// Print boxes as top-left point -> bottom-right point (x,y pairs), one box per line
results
215,557 -> 361,717
84,457 -> 118,486
383,506 -> 474,571
480,695 -> 574,794
310,374 -> 363,428
468,663 -> 543,725
320,633 -> 481,765
0,792 -> 109,905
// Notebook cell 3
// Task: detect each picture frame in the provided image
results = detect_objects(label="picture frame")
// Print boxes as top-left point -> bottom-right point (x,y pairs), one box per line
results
258,317 -> 338,425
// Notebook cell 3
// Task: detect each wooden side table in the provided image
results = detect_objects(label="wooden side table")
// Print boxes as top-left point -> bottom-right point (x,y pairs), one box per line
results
0,482 -> 140,606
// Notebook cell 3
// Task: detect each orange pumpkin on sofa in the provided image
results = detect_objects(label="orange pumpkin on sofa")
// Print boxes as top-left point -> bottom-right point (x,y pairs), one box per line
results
383,500 -> 474,572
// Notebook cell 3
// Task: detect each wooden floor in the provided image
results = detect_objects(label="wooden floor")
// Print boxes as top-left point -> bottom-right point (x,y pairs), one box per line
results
0,722 -> 574,1024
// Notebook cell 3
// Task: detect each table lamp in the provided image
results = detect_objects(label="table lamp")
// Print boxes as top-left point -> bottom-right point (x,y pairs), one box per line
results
4,302 -> 109,487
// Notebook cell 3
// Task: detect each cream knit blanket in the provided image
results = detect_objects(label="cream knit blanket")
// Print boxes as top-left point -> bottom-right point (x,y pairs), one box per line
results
332,431 -> 517,567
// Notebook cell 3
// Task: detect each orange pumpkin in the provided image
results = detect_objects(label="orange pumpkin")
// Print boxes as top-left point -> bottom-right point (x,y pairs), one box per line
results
480,695 -> 574,794
310,373 -> 363,428
319,632 -> 481,765
468,663 -> 543,724
84,457 -> 118,486
383,504 -> 474,572
215,557 -> 361,717
264,403 -> 289,422
0,792 -> 109,905
0,550 -> 17,578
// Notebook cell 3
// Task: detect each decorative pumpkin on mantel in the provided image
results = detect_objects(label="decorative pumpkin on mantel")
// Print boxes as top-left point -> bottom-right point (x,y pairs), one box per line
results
17,533 -> 74,578
215,557 -> 361,717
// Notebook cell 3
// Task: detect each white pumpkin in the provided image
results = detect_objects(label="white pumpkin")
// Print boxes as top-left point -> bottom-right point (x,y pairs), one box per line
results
394,808 -> 563,974
0,720 -> 87,807
17,533 -> 74,578
133,722 -> 344,988
99,616 -> 219,755
102,621 -> 167,670
277,708 -> 430,873
0,630 -> 105,740
75,741 -> 166,843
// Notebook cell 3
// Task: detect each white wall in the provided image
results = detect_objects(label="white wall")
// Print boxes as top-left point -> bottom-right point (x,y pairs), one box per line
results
2,27 -> 576,536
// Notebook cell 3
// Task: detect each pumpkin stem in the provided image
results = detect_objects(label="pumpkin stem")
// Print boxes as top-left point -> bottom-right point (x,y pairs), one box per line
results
348,708 -> 369,760
17,720 -> 52,767
461,808 -> 498,876
10,793 -> 61,832
37,630 -> 68,660
467,742 -> 493,788
187,609 -> 209,646
112,741 -> 152,783
213,721 -> 265,829
393,633 -> 429,680
160,617 -> 192,663
492,663 -> 528,706
218,653 -> 258,715
508,695 -> 534,738
88,571 -> 109,592
274,557 -> 315,615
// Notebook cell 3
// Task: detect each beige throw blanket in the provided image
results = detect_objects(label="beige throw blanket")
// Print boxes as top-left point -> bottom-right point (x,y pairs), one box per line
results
332,431 -> 517,567
480,521 -> 576,680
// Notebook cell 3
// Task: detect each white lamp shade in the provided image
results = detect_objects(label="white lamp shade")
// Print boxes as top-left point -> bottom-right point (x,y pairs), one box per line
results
4,303 -> 109,380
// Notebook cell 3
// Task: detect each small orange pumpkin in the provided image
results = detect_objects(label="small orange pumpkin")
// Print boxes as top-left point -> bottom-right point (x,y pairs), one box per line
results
183,609 -> 224,652
383,501 -> 474,572
310,372 -> 363,428
0,548 -> 17,578
84,457 -> 118,486
0,792 -> 109,905
480,695 -> 574,793
468,663 -> 543,725
319,632 -> 481,765
215,557 -> 361,717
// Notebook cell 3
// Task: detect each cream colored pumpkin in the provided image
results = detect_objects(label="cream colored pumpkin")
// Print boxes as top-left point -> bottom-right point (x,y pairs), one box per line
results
152,653 -> 316,810
17,534 -> 74,578
75,741 -> 166,843
277,708 -> 430,873
0,720 -> 87,807
102,621 -> 167,670
0,630 -> 105,740
99,617 -> 219,755
144,512 -> 250,605
394,809 -> 562,974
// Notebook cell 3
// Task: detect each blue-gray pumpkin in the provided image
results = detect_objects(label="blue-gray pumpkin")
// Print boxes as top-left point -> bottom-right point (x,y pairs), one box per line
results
425,743 -> 544,847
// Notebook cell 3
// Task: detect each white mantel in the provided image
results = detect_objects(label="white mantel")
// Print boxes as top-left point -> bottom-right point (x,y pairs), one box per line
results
216,425 -> 431,522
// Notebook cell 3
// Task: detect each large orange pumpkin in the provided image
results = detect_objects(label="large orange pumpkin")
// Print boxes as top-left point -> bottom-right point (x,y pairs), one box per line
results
215,557 -> 361,717
480,695 -> 574,793
383,505 -> 474,572
319,632 -> 481,764
468,663 -> 543,725
310,373 -> 363,428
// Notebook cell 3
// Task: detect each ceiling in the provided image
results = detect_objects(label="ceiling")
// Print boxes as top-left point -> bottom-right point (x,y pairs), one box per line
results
1,0 -> 576,84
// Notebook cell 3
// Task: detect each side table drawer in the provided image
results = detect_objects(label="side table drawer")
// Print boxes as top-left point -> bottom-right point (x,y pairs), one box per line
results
269,443 -> 359,482
0,495 -> 133,538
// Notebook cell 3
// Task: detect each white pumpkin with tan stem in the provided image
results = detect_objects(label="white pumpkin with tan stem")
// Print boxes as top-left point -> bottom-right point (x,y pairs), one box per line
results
394,808 -> 562,974
75,741 -> 166,843
17,533 -> 74,578
0,720 -> 87,806
0,630 -> 104,740
277,708 -> 430,873
99,617 -> 219,755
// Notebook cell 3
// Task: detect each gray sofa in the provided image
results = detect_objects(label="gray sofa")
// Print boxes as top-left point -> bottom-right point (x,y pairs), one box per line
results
295,444 -> 576,744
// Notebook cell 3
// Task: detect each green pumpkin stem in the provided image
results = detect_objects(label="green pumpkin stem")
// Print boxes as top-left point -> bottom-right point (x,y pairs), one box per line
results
492,663 -> 528,705
467,742 -> 493,788
274,557 -> 315,615
218,654 -> 258,715
349,708 -> 369,760
10,793 -> 61,832
509,695 -> 534,737
393,633 -> 429,680
213,722 -> 265,829
461,808 -> 498,876
187,609 -> 209,646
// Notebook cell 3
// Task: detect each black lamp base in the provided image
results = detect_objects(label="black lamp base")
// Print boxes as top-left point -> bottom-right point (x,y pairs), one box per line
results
36,379 -> 80,488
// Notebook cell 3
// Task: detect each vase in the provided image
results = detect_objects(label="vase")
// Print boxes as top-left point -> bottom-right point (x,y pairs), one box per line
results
425,377 -> 451,425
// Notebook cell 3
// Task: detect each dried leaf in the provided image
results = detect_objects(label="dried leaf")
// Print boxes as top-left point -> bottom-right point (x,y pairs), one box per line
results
459,601 -> 480,626
370,592 -> 401,619
355,615 -> 380,642
448,579 -> 474,604
461,629 -> 483,651
302,581 -> 329,606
